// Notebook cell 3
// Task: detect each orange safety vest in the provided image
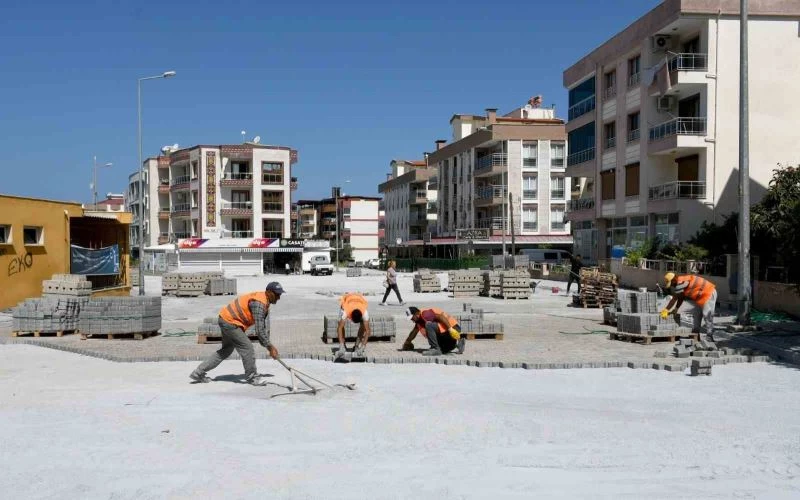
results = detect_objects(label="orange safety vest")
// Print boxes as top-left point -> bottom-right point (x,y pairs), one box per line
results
675,274 -> 715,306
339,293 -> 368,322
416,307 -> 458,335
218,292 -> 270,330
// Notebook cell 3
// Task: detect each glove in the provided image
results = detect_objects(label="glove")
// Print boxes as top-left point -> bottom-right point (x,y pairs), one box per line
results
660,309 -> 669,320
266,344 -> 279,360
401,341 -> 415,351
448,327 -> 461,340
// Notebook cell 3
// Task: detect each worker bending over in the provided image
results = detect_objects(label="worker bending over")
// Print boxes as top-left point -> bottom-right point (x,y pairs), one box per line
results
402,306 -> 465,356
336,292 -> 371,359
661,272 -> 717,341
190,282 -> 285,385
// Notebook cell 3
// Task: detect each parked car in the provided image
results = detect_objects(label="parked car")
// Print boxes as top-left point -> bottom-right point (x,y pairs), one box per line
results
309,255 -> 334,276
366,258 -> 381,269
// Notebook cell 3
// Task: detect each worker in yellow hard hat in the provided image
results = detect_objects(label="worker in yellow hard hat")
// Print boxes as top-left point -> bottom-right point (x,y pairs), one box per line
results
661,272 -> 717,341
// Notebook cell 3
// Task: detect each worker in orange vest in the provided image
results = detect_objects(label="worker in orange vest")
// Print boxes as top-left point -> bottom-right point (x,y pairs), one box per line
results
661,272 -> 717,340
190,282 -> 285,385
402,306 -> 465,356
336,292 -> 371,359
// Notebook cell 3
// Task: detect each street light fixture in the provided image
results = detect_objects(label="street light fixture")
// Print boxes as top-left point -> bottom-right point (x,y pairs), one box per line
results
92,156 -> 113,208
138,70 -> 176,295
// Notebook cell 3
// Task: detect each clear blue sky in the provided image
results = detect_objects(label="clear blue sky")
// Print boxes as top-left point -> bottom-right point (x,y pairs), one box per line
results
0,0 -> 660,203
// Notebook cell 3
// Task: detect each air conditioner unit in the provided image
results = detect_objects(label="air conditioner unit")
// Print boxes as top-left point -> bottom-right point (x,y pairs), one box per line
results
657,95 -> 675,112
651,34 -> 672,53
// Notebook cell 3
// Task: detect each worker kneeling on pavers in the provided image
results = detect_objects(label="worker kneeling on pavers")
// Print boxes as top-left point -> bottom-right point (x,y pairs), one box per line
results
661,272 -> 717,341
402,306 -> 465,356
190,282 -> 285,385
336,292 -> 371,359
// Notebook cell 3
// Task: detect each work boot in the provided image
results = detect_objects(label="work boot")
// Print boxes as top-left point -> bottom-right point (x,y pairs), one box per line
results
335,345 -> 348,359
457,337 -> 466,355
353,345 -> 366,358
246,374 -> 268,386
378,302 -> 386,306
400,301 -> 406,306
422,348 -> 442,356
190,371 -> 211,383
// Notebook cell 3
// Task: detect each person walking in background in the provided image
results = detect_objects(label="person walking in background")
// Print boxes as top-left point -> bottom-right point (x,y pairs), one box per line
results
566,253 -> 584,295
189,282 -> 285,385
285,262 -> 291,275
379,260 -> 405,306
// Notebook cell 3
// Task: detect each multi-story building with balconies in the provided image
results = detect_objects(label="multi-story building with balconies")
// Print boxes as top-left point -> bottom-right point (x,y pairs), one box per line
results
297,196 -> 381,263
378,159 -> 438,247
422,99 -> 572,255
564,0 -> 800,261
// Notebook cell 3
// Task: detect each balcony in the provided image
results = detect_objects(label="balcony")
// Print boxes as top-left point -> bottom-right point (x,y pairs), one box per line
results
649,53 -> 709,97
627,72 -> 640,88
567,147 -> 595,167
427,202 -> 438,214
221,200 -> 254,216
157,233 -> 169,244
262,202 -> 283,214
220,172 -> 253,187
173,232 -> 191,240
409,215 -> 428,227
158,209 -> 170,220
222,230 -> 254,239
322,230 -> 336,239
409,190 -> 427,204
475,217 -> 505,231
648,181 -> 706,201
290,177 -> 298,191
668,52 -> 708,73
565,147 -> 595,179
627,129 -> 641,143
171,203 -> 190,215
474,153 -> 508,177
158,180 -> 170,194
648,117 -> 707,155
568,95 -> 595,121
474,185 -> 507,207
567,197 -> 595,212
170,175 -> 190,190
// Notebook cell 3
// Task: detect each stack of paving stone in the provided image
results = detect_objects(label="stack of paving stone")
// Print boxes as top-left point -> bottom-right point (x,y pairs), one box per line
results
162,273 -> 181,296
499,270 -> 531,299
206,277 -> 237,296
78,297 -> 162,337
614,289 -> 692,336
42,274 -> 93,299
575,268 -> 618,308
11,297 -> 83,334
346,267 -> 362,277
448,270 -> 483,297
491,255 -> 529,269
454,312 -> 504,338
130,268 -> 140,287
482,271 -> 502,297
322,314 -> 396,343
177,273 -> 206,297
671,337 -> 721,359
413,271 -> 441,293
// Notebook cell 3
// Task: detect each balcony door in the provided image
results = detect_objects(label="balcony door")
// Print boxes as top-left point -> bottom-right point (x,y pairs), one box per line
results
678,94 -> 700,118
677,155 -> 699,182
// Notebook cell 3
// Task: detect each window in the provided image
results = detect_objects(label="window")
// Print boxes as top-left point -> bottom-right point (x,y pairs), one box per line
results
625,163 -> 640,197
551,206 -> 565,231
262,190 -> 284,213
628,216 -> 648,248
627,112 -> 640,142
604,121 -> 616,150
191,161 -> 199,179
262,162 -> 284,184
0,225 -> 9,244
655,213 -> 680,244
627,55 -> 641,87
550,175 -> 565,199
604,70 -> 616,99
523,175 -> 538,200
263,219 -> 283,238
523,141 -> 538,167
601,170 -> 616,201
23,226 -> 43,245
550,142 -> 565,167
191,191 -> 198,208
523,207 -> 538,231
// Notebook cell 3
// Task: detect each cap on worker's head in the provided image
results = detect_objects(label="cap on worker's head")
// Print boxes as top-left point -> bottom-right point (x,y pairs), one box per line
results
405,306 -> 420,319
266,282 -> 286,295
664,272 -> 676,286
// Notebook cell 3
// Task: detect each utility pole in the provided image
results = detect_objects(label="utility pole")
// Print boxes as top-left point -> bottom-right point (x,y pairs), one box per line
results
509,192 -> 516,259
738,0 -> 751,325
501,172 -> 507,268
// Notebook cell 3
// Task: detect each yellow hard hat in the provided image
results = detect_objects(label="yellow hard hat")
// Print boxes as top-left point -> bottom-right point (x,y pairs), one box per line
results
664,272 -> 675,286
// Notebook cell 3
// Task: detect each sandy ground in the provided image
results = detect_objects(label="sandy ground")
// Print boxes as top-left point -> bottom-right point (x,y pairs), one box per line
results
2,344 -> 799,499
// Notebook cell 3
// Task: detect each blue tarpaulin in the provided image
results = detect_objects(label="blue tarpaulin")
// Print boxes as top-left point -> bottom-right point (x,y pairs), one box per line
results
70,244 -> 120,275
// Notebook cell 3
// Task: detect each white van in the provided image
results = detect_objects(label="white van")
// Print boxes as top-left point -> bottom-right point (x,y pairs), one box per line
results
520,249 -> 571,264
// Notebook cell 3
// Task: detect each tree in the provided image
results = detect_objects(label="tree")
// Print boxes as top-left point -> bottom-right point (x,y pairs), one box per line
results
339,244 -> 353,263
751,164 -> 800,280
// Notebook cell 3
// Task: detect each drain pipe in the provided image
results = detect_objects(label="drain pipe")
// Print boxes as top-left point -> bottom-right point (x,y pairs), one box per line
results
710,8 -> 721,223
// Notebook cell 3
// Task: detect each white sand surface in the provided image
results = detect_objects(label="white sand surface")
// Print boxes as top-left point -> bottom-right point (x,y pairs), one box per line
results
2,345 -> 799,499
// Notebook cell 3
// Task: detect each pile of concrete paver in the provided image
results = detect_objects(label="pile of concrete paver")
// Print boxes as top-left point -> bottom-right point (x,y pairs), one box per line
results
78,297 -> 162,336
611,289 -> 693,336
42,274 -> 93,298
481,270 -> 531,299
413,271 -> 441,293
346,268 -> 362,277
448,270 -> 483,297
321,314 -> 397,343
161,272 -> 235,297
12,297 -> 84,334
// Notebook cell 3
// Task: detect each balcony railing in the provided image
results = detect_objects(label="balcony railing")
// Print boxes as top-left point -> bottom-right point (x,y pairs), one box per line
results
522,189 -> 538,200
568,94 -> 595,121
475,217 -> 505,230
475,185 -> 507,200
262,202 -> 283,213
523,157 -> 537,168
173,232 -> 192,240
223,230 -> 254,239
551,222 -> 566,231
566,147 -> 595,167
604,86 -> 617,100
667,53 -> 708,72
158,233 -> 169,244
649,117 -> 707,141
475,153 -> 508,174
627,129 -> 640,143
221,201 -> 253,210
628,72 -> 640,88
222,172 -> 253,180
605,136 -> 616,150
551,156 -> 565,168
171,175 -> 190,186
171,203 -> 190,213
648,181 -> 706,201
262,231 -> 282,239
567,198 -> 595,211
523,221 -> 538,231
550,190 -> 566,200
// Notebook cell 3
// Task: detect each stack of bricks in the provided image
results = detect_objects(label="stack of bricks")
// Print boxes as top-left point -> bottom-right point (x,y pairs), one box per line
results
449,270 -> 483,297
499,270 -> 531,299
576,268 -> 618,307
672,337 -> 720,359
615,289 -> 692,336
482,271 -> 502,297
12,297 -> 83,334
322,314 -> 396,343
161,273 -> 181,296
346,267 -> 362,277
42,274 -> 93,299
413,271 -> 441,293
206,277 -> 237,296
455,312 -> 504,336
78,297 -> 162,336
162,272 -> 226,297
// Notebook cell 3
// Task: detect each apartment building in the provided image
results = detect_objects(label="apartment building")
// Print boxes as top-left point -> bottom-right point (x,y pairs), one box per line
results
295,201 -> 321,239
299,196 -> 381,263
127,143 -> 299,271
424,99 -> 572,255
564,0 -> 800,261
378,159 -> 438,246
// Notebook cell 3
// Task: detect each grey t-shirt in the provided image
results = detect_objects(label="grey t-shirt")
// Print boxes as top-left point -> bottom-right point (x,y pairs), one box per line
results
386,267 -> 397,285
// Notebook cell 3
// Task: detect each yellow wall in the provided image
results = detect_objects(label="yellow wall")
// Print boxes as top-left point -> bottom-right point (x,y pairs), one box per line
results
0,195 -> 83,310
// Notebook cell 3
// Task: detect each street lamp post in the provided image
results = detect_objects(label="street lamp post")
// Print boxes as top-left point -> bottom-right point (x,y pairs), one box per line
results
92,156 -> 113,209
138,70 -> 176,295
332,180 -> 350,270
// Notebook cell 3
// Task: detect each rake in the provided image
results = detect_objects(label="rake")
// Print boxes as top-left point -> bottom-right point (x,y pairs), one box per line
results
270,358 -> 356,398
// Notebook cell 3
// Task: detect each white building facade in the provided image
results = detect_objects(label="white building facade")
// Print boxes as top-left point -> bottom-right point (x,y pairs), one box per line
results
378,159 -> 438,245
564,0 -> 800,261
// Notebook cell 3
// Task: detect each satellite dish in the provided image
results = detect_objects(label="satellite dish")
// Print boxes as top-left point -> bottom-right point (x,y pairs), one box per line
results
253,136 -> 261,144
172,143 -> 179,150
